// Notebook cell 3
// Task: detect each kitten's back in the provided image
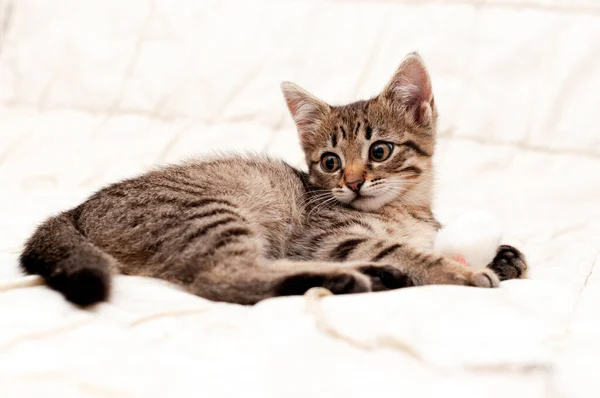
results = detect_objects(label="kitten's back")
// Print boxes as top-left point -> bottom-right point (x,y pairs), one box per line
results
20,155 -> 308,305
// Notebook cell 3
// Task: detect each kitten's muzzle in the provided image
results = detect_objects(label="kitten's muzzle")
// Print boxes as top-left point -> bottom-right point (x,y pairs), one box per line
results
346,178 -> 364,193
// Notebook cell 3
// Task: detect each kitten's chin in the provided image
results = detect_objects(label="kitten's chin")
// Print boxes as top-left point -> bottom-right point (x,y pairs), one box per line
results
333,188 -> 401,211
349,195 -> 392,211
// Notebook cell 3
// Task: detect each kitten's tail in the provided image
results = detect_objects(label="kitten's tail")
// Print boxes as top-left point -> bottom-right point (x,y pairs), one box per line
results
19,209 -> 114,306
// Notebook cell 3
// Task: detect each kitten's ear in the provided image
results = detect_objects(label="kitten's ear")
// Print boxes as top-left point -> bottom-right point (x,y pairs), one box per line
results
281,82 -> 330,140
382,52 -> 435,127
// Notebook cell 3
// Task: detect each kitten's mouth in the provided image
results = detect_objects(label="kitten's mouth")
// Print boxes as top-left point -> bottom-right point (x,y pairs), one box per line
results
350,193 -> 374,203
333,190 -> 391,211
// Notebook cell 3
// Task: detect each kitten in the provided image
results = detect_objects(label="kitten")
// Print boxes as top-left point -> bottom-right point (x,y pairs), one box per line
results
20,53 -> 527,306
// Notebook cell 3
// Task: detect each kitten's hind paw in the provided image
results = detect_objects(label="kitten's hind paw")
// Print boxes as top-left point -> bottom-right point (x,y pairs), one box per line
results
356,264 -> 413,291
488,245 -> 527,280
275,270 -> 370,297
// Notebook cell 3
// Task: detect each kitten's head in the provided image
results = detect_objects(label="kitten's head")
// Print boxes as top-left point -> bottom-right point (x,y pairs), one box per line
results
282,52 -> 437,211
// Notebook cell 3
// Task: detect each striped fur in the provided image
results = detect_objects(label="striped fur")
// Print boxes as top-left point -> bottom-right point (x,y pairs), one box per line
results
20,53 -> 525,306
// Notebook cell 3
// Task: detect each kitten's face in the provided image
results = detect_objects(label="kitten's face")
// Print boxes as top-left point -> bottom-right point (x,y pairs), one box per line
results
282,53 -> 437,211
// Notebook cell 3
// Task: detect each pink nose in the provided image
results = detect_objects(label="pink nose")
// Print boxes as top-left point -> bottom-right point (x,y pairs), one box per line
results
347,178 -> 364,193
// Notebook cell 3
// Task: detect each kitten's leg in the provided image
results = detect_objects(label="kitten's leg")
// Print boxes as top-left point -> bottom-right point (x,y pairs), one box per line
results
189,259 -> 378,304
185,255 -> 419,304
267,259 -> 411,297
308,234 -> 500,289
152,217 -> 406,303
487,245 -> 528,280
148,212 -> 495,303
160,234 -> 494,304
366,247 -> 498,288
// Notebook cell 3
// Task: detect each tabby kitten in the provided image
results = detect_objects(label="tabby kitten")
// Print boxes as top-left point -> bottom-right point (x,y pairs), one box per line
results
20,53 -> 526,306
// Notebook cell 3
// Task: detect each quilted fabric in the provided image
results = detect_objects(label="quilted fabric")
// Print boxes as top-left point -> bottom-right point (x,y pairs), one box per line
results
1,0 -> 599,396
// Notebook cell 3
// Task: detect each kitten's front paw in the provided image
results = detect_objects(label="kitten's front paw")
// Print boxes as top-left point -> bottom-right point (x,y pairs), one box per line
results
427,259 -> 499,288
471,268 -> 500,288
275,270 -> 371,297
488,245 -> 527,280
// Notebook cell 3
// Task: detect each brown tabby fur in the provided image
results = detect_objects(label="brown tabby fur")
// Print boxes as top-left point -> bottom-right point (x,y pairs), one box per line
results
20,53 -> 527,306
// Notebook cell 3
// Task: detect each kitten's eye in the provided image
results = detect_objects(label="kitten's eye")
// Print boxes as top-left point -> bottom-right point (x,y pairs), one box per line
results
369,142 -> 394,162
320,153 -> 341,172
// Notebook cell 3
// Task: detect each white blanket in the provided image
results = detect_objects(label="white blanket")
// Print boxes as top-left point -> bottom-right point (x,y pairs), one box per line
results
1,0 -> 599,396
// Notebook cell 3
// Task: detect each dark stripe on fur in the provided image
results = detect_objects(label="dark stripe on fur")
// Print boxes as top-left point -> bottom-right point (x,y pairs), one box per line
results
104,189 -> 127,198
132,193 -> 235,210
329,219 -> 373,232
365,125 -> 372,140
151,178 -> 207,195
407,209 -> 437,226
148,183 -> 203,197
331,134 -> 338,147
168,178 -> 208,192
399,166 -> 422,177
184,208 -> 246,222
428,257 -> 444,268
213,227 -> 253,249
339,126 -> 347,139
186,198 -> 237,209
308,220 -> 371,249
184,217 -> 239,245
400,140 -> 430,157
372,244 -> 402,261
226,249 -> 250,257
354,121 -> 361,136
147,195 -> 189,207
330,238 -> 366,261
309,232 -> 330,248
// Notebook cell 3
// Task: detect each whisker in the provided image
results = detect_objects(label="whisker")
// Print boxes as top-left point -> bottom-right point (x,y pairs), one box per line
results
302,193 -> 333,207
307,196 -> 338,219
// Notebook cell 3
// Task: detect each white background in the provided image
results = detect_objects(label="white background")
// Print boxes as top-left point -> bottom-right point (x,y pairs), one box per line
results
1,1 -> 599,397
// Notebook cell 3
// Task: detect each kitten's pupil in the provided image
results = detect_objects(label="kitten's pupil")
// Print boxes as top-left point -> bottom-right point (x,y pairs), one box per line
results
325,157 -> 335,169
372,146 -> 385,159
